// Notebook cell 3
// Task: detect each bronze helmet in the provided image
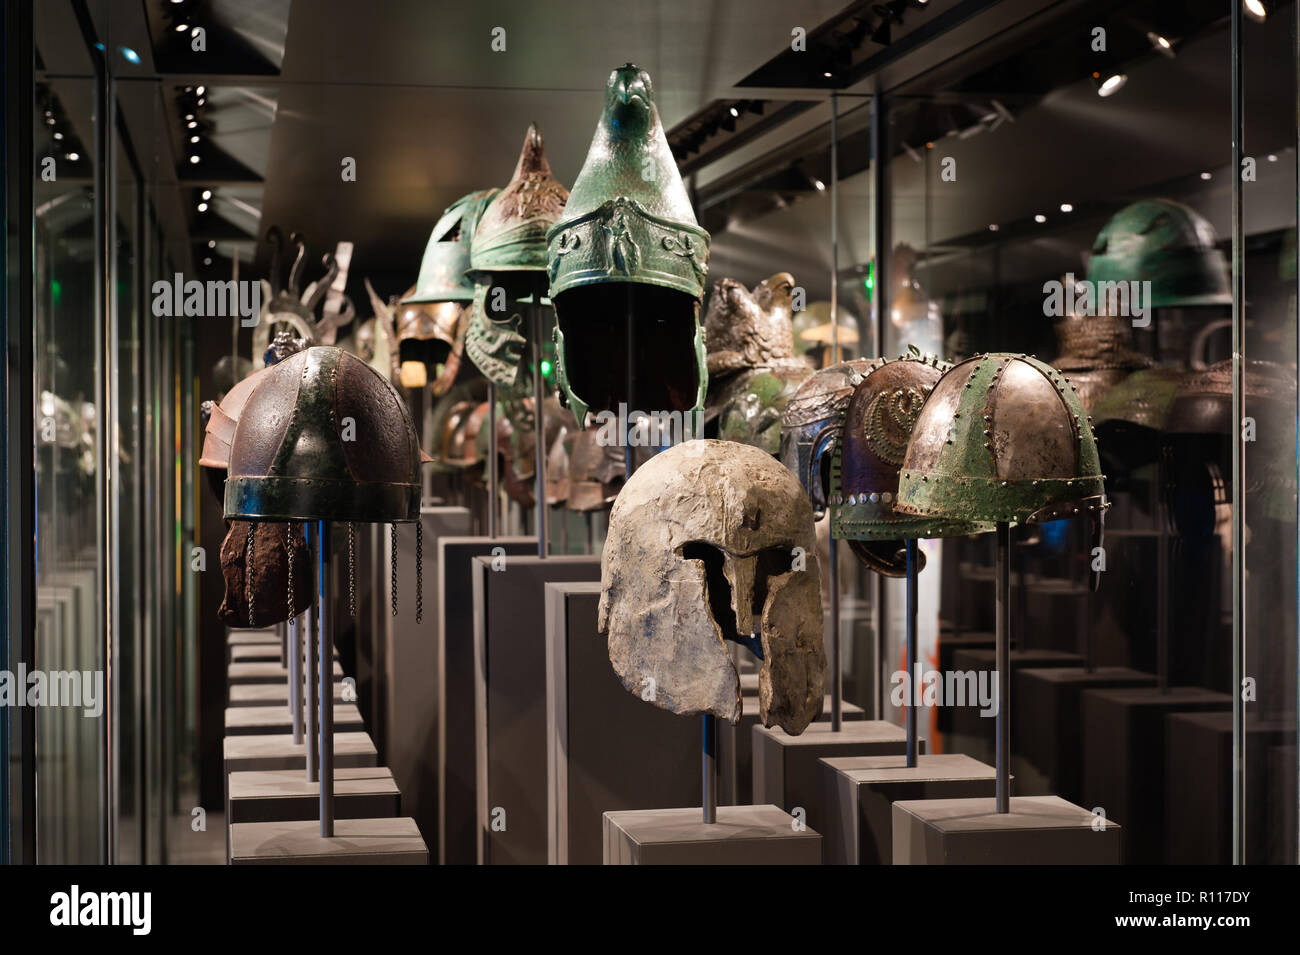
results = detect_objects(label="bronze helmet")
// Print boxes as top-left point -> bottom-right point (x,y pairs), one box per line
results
224,346 -> 421,524
831,352 -> 993,576
778,358 -> 877,519
1051,311 -> 1153,412
1166,358 -> 1295,441
1091,366 -> 1184,469
566,426 -> 626,512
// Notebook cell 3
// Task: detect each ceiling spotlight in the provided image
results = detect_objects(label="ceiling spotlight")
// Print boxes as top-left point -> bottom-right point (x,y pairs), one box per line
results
170,0 -> 185,4
196,85 -> 206,96
988,224 -> 999,232
729,106 -> 739,118
52,131 -> 63,140
197,98 -> 205,106
118,46 -> 141,64
1146,32 -> 1175,58
185,113 -> 194,121
1267,154 -> 1278,162
208,240 -> 216,248
1200,171 -> 1212,180
823,71 -> 833,78
201,189 -> 212,200
204,257 -> 212,266
197,202 -> 208,212
190,135 -> 199,144
187,120 -> 197,129
812,178 -> 826,192
1093,72 -> 1127,97
1244,0 -> 1267,23
44,116 -> 55,126
1034,214 -> 1047,223
189,154 -> 200,164
66,152 -> 80,161
1060,202 -> 1073,213
174,22 -> 189,33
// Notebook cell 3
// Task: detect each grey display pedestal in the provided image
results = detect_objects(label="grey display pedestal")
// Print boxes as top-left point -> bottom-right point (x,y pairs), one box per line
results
227,767 -> 401,826
603,805 -> 821,865
719,678 -> 864,806
224,702 -> 363,737
222,731 -> 377,774
545,582 -> 698,865
892,795 -> 1120,864
229,659 -> 341,686
229,681 -> 345,708
229,817 -> 428,865
384,507 -> 470,860
752,720 -> 915,839
1015,666 -> 1155,803
473,554 -> 601,864
819,753 -> 999,865
949,648 -> 1083,758
437,536 -> 537,865
1164,711 -> 1294,864
1080,685 -> 1231,863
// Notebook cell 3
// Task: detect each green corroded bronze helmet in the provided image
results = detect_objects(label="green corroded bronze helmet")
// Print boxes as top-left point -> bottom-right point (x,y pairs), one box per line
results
405,189 -> 498,306
465,126 -> 567,389
547,64 -> 710,425
1091,366 -> 1184,469
896,354 -> 1107,526
1086,199 -> 1230,308
224,346 -> 421,523
832,352 -> 992,575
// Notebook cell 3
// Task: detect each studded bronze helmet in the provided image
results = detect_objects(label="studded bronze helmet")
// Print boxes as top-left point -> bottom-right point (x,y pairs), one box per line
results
896,353 -> 1107,526
1051,311 -> 1153,412
547,64 -> 710,426
832,352 -> 993,575
224,346 -> 421,523
1166,358 -> 1295,441
779,358 -> 877,519
465,126 -> 568,389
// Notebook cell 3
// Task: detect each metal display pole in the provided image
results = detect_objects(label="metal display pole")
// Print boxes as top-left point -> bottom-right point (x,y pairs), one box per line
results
278,620 -> 287,667
906,539 -> 919,768
701,713 -> 718,824
487,382 -> 499,538
317,520 -> 335,837
995,522 -> 1011,813
532,297 -> 548,558
289,612 -> 303,745
828,89 -> 843,731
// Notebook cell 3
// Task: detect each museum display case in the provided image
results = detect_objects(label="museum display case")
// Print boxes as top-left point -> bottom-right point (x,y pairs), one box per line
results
1,0 -> 1296,886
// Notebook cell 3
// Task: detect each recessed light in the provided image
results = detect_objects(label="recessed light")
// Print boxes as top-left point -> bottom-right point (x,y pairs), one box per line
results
1200,171 -> 1212,180
190,135 -> 199,144
189,155 -> 200,164
208,240 -> 216,248
823,71 -> 833,78
812,179 -> 826,191
175,22 -> 188,32
1267,154 -> 1278,162
729,107 -> 739,118
66,152 -> 80,161
119,46 -> 141,64
197,202 -> 208,212
1034,214 -> 1047,223
185,113 -> 194,121
201,189 -> 212,200
1146,32 -> 1175,58
204,257 -> 212,266
187,120 -> 197,129
1096,73 -> 1127,97
988,224 -> 999,232
1060,203 -> 1073,213
1244,0 -> 1267,24
52,131 -> 63,140
196,86 -> 205,96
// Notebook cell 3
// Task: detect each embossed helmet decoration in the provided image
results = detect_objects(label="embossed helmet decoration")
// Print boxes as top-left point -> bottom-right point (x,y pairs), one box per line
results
599,440 -> 825,735
548,65 -> 710,427
832,352 -> 993,576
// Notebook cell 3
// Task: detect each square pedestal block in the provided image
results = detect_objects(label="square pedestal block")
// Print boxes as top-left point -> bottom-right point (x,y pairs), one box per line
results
229,817 -> 428,865
936,633 -> 994,733
1015,667 -> 1156,804
473,554 -> 601,865
892,795 -> 1120,864
230,644 -> 281,663
227,767 -> 401,826
228,660 -> 342,685
819,754 -> 999,865
1081,686 -> 1231,864
950,648 -> 1083,753
603,805 -> 821,865
224,703 -> 364,737
228,681 -> 345,707
437,536 -> 537,866
222,732 -> 377,774
753,720 -> 917,838
1164,711 -> 1294,864
719,692 -> 864,807
228,630 -> 278,646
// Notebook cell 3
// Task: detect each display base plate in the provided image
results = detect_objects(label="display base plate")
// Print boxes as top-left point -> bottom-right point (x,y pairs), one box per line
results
603,805 -> 821,865
222,731 -> 377,774
892,795 -> 1120,864
229,817 -> 428,865
228,681 -> 346,707
223,703 -> 364,737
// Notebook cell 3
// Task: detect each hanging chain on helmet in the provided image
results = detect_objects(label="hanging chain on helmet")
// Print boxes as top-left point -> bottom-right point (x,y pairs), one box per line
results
415,520 -> 423,623
348,522 -> 356,618
245,524 -> 256,628
390,523 -> 398,617
286,524 -> 295,630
